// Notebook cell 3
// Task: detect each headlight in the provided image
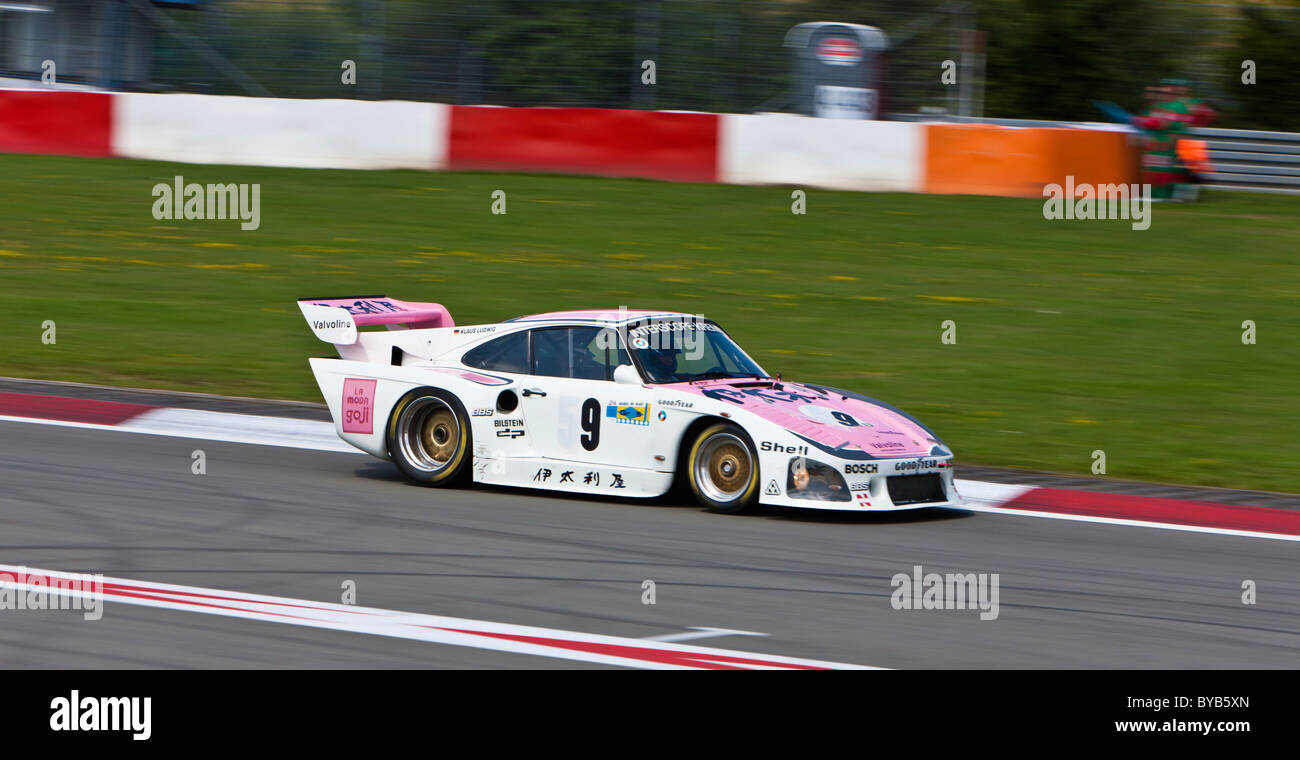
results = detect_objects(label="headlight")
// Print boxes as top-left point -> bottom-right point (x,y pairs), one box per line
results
786,457 -> 851,502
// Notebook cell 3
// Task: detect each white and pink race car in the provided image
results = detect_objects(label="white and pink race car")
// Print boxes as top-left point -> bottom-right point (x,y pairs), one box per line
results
299,296 -> 960,513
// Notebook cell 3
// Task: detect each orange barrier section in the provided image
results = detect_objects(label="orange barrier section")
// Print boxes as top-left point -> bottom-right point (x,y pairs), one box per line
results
923,124 -> 1139,197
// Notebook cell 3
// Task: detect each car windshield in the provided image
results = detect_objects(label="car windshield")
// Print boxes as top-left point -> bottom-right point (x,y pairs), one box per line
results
626,317 -> 768,384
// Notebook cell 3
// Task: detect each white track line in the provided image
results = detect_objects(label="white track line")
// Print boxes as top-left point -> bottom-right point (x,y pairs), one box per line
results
642,627 -> 769,643
953,479 -> 1034,506
123,408 -> 356,453
0,409 -> 356,454
0,565 -> 874,670
957,502 -> 1300,543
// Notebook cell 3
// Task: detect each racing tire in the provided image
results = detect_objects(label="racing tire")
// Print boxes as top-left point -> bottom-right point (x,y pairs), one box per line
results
686,422 -> 759,513
386,388 -> 472,486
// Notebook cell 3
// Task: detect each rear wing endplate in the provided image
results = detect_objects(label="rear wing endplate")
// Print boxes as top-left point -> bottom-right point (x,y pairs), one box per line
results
297,296 -> 454,344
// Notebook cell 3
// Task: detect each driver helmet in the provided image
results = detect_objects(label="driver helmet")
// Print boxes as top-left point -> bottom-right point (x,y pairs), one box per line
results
644,345 -> 682,376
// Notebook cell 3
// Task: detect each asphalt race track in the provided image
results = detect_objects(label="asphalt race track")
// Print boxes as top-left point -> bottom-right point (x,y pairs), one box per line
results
1,407 -> 1296,670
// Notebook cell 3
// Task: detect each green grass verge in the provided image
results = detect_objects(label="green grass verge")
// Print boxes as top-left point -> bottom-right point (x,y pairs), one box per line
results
1,154 -> 1297,492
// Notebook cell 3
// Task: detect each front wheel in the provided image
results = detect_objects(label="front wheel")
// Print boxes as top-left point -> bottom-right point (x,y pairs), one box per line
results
687,423 -> 759,513
386,388 -> 472,486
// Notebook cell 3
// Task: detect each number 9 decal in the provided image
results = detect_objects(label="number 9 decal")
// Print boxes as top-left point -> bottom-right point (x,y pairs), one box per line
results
580,398 -> 601,451
831,410 -> 859,427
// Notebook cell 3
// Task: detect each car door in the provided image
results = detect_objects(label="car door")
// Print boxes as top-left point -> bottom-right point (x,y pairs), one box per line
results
458,329 -> 536,461
519,326 -> 657,471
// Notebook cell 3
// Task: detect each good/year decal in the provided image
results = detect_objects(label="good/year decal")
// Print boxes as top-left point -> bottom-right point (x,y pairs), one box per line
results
342,378 -> 377,434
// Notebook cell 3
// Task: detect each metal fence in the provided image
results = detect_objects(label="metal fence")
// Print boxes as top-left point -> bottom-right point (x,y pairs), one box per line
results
1195,127 -> 1300,195
0,0 -> 985,116
2,1 -> 1292,144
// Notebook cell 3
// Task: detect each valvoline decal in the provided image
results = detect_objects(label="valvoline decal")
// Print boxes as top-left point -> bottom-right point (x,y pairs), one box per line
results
341,378 -> 377,434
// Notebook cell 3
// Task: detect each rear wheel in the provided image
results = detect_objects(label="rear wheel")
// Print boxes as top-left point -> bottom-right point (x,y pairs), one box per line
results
687,423 -> 759,513
386,388 -> 472,486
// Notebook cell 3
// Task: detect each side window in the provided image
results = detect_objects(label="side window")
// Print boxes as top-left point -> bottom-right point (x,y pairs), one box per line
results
531,327 -> 571,378
583,327 -> 630,381
462,331 -> 528,373
529,327 -> 630,381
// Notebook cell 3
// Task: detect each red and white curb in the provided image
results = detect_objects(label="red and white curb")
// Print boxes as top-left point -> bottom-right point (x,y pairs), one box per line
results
0,565 -> 871,670
958,480 -> 1300,542
0,391 -> 355,453
2,391 -> 1298,542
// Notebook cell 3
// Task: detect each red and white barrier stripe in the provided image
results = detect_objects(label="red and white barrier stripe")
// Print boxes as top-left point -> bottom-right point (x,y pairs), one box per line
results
0,90 -> 112,157
113,93 -> 447,170
0,89 -> 923,190
448,105 -> 720,182
1,391 -> 1296,541
719,112 -> 922,191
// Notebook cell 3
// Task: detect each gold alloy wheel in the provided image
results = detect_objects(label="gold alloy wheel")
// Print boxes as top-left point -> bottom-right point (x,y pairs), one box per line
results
397,396 -> 462,474
694,432 -> 754,503
420,406 -> 458,464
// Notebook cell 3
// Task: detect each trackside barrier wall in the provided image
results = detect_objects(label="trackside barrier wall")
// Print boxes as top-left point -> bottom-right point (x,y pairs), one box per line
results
900,113 -> 1300,197
923,124 -> 1141,197
112,93 -> 447,170
0,90 -> 112,157
447,105 -> 718,182
1,89 -> 1143,197
719,113 -> 922,192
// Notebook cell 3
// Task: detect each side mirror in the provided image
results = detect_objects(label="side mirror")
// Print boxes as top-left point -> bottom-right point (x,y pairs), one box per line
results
613,364 -> 642,385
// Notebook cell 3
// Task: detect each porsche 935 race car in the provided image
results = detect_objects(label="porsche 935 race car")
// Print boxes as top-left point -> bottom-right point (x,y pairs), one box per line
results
299,295 -> 960,513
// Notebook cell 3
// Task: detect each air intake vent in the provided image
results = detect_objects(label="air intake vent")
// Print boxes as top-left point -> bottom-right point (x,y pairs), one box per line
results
886,474 -> 945,505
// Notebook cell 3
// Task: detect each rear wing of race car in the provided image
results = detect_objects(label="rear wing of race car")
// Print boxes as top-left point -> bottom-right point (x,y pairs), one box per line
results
298,295 -> 456,364
297,295 -> 454,345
